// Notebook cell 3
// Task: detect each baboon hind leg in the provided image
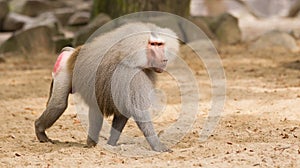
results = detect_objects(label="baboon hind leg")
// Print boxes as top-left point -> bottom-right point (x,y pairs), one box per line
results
35,47 -> 76,143
35,70 -> 72,143
107,114 -> 129,146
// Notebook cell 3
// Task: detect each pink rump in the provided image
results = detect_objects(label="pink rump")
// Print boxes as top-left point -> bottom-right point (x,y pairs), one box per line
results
53,52 -> 64,74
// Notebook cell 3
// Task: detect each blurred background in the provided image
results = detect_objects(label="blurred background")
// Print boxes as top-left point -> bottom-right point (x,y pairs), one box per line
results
0,0 -> 299,56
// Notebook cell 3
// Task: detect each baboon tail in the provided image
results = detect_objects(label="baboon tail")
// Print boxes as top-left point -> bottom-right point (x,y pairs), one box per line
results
46,79 -> 54,107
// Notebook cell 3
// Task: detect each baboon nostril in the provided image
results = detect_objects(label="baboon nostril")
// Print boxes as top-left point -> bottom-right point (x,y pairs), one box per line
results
162,59 -> 168,63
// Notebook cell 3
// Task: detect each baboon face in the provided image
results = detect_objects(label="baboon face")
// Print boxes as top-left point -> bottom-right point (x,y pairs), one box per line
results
146,33 -> 168,73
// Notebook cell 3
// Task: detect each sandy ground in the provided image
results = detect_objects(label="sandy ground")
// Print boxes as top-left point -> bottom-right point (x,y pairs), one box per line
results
1,38 -> 300,167
1,15 -> 300,167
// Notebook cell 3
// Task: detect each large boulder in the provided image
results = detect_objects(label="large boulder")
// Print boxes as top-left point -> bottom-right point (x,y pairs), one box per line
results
73,13 -> 111,46
54,8 -> 75,26
245,0 -> 289,18
2,13 -> 33,31
10,0 -> 54,17
209,13 -> 241,44
68,11 -> 90,26
0,26 -> 54,55
249,30 -> 300,52
187,17 -> 216,41
24,12 -> 62,35
75,1 -> 92,12
0,0 -> 9,30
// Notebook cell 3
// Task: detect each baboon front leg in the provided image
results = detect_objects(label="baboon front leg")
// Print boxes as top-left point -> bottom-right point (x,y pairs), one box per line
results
107,114 -> 129,146
135,121 -> 170,152
133,111 -> 171,152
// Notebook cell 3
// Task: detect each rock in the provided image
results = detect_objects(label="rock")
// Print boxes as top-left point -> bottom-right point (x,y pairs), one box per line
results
249,30 -> 300,52
204,0 -> 226,17
11,0 -> 54,17
2,12 -> 61,34
291,29 -> 300,39
0,0 -> 9,30
24,12 -> 61,35
43,0 -> 67,8
73,13 -> 111,46
210,13 -> 241,44
3,13 -> 33,31
54,8 -> 75,26
0,32 -> 12,45
68,11 -> 90,26
188,17 -> 216,41
0,26 -> 54,55
75,1 -> 92,12
245,0 -> 290,18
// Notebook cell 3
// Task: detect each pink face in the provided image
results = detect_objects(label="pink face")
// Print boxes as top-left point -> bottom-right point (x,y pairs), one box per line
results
146,36 -> 167,73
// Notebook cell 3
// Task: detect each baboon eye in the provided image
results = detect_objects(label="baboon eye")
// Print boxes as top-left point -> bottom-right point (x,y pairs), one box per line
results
149,42 -> 164,47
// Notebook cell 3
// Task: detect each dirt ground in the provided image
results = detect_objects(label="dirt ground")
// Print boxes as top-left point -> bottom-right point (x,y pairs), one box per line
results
1,27 -> 300,167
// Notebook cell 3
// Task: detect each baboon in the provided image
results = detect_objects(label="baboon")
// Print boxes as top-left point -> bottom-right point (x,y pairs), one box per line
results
35,22 -> 179,152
